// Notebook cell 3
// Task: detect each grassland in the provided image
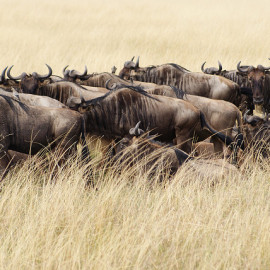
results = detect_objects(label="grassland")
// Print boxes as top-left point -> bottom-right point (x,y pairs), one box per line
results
1,0 -> 270,269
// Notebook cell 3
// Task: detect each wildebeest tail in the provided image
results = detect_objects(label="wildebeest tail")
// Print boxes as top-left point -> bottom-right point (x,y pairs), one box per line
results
234,111 -> 245,150
200,112 -> 233,146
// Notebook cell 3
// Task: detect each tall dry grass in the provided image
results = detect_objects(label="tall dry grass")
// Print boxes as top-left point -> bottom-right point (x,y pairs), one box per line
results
1,0 -> 270,269
1,149 -> 270,269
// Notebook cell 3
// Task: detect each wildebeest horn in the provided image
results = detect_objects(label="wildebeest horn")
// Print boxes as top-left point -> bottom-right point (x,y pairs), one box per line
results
217,60 -> 222,72
0,66 -> 8,83
11,87 -> 20,101
105,79 -> 115,91
243,110 -> 250,124
237,61 -> 250,73
135,56 -> 140,69
34,64 -> 52,80
131,56 -> 135,61
201,61 -> 206,73
243,110 -> 264,125
7,65 -> 27,81
69,66 -> 88,78
111,66 -> 117,74
129,121 -> 145,136
63,65 -> 70,77
201,61 -> 222,74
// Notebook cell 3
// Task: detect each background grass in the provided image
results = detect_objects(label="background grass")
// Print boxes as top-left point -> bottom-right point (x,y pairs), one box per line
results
1,0 -> 270,269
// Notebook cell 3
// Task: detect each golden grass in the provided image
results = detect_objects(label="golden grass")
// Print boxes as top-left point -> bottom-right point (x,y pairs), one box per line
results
1,151 -> 270,269
1,0 -> 270,269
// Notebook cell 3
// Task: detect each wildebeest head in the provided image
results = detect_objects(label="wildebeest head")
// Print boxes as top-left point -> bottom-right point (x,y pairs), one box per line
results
243,110 -> 270,158
62,65 -> 90,82
7,64 -> 52,94
113,122 -> 191,178
119,56 -> 141,80
201,61 -> 222,75
114,121 -> 145,152
237,61 -> 270,106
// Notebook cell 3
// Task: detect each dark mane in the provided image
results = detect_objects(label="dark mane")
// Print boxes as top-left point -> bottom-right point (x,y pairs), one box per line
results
144,63 -> 190,73
0,94 -> 29,113
170,85 -> 186,99
84,85 -> 160,106
167,63 -> 190,72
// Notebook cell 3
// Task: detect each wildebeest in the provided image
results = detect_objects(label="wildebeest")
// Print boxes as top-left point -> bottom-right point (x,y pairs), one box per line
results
6,64 -> 53,93
0,66 -> 19,89
106,82 -> 244,159
0,94 -> 89,178
201,61 -> 250,84
113,122 -> 239,182
63,65 -> 88,81
112,122 -> 192,179
0,88 -> 67,108
15,80 -> 105,106
118,57 -> 241,105
67,86 -> 234,154
243,111 -> 270,158
201,61 -> 254,112
237,61 -> 270,113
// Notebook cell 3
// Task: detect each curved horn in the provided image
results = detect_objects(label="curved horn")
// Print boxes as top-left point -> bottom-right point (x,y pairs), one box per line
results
63,65 -> 69,77
201,61 -> 206,73
135,56 -> 140,69
69,66 -> 88,78
243,110 -> 250,123
105,79 -> 116,91
7,66 -> 26,81
237,61 -> 250,73
134,121 -> 141,135
243,110 -> 261,125
217,60 -> 222,72
111,66 -> 117,74
0,66 -> 8,83
129,121 -> 144,136
35,64 -> 52,80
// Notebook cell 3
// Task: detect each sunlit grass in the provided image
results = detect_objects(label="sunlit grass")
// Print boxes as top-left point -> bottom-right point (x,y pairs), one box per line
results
1,0 -> 270,268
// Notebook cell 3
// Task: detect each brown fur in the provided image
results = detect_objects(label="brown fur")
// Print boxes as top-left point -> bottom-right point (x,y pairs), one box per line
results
36,81 -> 105,105
119,62 -> 241,105
0,95 -> 87,178
72,87 -> 234,154
113,134 -> 191,180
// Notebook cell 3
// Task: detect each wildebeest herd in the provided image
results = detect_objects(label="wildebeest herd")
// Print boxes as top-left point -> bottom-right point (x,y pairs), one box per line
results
1,57 -> 270,181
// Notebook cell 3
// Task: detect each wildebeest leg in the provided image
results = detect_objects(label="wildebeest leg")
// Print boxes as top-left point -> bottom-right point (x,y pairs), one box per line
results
210,137 -> 224,158
175,129 -> 193,153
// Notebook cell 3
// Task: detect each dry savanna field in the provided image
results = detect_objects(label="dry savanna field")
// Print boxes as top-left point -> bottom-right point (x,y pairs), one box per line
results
1,0 -> 270,269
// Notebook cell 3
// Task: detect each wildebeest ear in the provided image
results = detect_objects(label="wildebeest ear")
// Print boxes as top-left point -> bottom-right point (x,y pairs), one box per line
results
67,96 -> 82,109
11,87 -> 20,101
